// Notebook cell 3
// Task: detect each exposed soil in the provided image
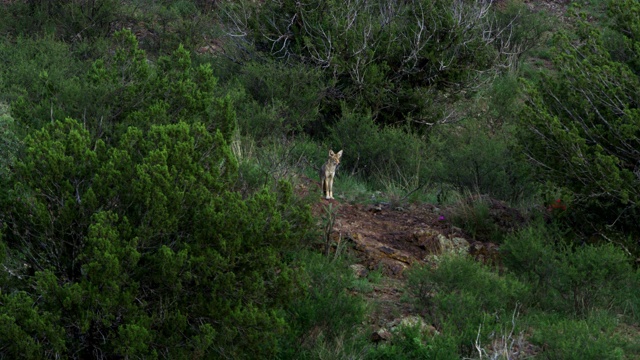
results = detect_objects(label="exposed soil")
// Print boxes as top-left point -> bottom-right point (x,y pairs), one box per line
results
327,201 -> 459,274
296,173 -> 533,350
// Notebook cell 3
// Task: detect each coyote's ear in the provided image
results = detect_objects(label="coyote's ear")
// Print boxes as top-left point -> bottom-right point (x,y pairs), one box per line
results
336,150 -> 343,158
329,150 -> 335,156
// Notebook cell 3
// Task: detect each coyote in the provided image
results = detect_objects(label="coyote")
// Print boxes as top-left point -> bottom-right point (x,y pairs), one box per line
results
320,149 -> 343,200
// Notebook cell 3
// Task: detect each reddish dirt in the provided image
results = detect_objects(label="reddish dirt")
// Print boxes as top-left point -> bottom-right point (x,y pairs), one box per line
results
317,200 -> 463,275
297,174 -> 512,278
297,175 -> 525,337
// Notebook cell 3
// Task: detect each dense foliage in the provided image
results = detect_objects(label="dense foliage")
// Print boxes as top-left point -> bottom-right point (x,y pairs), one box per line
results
1,0 -> 639,358
0,23 -> 317,359
520,1 -> 640,237
0,97 -> 315,359
220,0 -> 546,128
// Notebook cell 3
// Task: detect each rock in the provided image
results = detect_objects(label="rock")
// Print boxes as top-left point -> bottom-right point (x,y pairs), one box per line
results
379,246 -> 395,255
350,264 -> 369,278
437,234 -> 470,255
412,228 -> 441,254
370,328 -> 392,343
388,263 -> 407,276
391,315 -> 439,336
469,241 -> 501,266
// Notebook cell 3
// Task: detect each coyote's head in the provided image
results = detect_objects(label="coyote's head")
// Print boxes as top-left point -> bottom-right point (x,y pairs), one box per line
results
328,149 -> 343,166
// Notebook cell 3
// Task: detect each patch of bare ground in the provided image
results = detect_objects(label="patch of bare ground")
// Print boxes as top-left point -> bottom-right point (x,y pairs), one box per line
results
298,173 -> 537,354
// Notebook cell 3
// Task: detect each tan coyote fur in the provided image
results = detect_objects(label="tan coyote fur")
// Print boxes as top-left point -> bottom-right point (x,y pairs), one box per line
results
320,149 -> 343,200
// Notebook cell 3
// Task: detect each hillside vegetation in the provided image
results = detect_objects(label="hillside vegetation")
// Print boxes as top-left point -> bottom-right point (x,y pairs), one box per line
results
0,0 -> 639,359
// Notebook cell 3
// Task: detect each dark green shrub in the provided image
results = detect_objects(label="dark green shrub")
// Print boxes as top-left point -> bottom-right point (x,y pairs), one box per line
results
519,6 -> 640,237
220,0 -> 529,126
232,61 -> 326,141
0,36 -> 95,131
3,30 -> 231,142
449,195 -> 502,242
0,0 -> 118,42
502,225 -> 639,316
144,1 -> 212,53
0,116 -> 313,358
557,242 -> 637,316
327,108 -> 428,188
406,256 -> 529,357
366,323 -> 458,360
407,256 -> 528,313
278,251 -> 367,359
529,312 -> 627,360
426,121 -> 535,202
0,104 -> 19,179
500,225 -> 560,289
90,30 -> 228,137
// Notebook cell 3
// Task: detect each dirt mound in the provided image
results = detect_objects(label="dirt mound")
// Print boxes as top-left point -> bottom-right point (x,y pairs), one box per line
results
313,199 -> 474,277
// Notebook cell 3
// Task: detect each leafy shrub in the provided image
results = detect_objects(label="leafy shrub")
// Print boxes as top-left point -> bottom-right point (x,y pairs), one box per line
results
0,117 -> 314,358
220,0 -> 528,126
502,225 -> 639,316
327,109 -> 429,189
278,251 -> 368,359
0,0 -> 119,42
500,225 -> 560,289
408,256 -> 528,314
519,7 -> 640,236
366,323 -> 458,360
4,30 -> 231,142
233,61 -> 326,141
0,103 -> 19,179
449,194 -> 502,242
529,311 -> 628,360
406,256 -> 529,357
143,0 -> 211,53
0,36 -> 94,131
426,121 -> 535,202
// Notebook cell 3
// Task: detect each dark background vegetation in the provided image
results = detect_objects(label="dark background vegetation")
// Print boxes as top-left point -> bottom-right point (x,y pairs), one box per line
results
0,0 -> 639,358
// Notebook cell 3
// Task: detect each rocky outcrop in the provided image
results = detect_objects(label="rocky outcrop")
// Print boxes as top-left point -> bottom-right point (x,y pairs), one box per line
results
318,202 -> 473,276
371,315 -> 439,345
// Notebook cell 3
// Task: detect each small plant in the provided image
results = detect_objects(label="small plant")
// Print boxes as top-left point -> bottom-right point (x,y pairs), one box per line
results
322,203 -> 337,257
528,311 -> 628,360
366,324 -> 452,360
448,193 -> 505,243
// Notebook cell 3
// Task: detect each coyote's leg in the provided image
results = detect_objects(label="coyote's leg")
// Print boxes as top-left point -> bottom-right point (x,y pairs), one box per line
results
328,175 -> 334,199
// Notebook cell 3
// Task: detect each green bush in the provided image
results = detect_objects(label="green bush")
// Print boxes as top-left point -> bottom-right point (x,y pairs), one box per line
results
0,116 -> 314,358
0,36 -> 94,131
500,225 -> 560,289
0,104 -> 19,179
3,30 -> 232,143
529,311 -> 628,360
90,30 -> 229,137
0,0 -> 118,42
221,0 -> 532,126
142,0 -> 212,53
327,108 -> 429,189
366,323 -> 458,360
233,61 -> 325,141
426,121 -> 535,202
278,251 -> 368,359
448,194 -> 504,243
502,225 -> 639,317
405,256 -> 529,357
408,255 -> 528,312
519,5 -> 640,236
